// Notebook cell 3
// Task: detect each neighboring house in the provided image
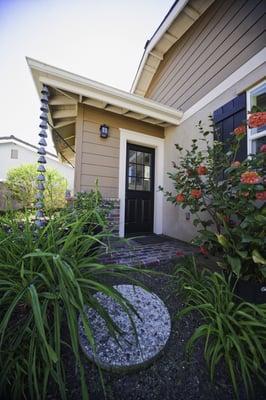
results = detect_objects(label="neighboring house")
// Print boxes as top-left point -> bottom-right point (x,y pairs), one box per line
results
0,135 -> 74,190
27,0 -> 265,240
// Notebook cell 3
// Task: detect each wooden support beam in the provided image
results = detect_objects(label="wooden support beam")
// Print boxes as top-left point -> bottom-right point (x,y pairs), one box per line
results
53,120 -> 76,129
52,109 -> 77,119
54,87 -> 78,102
49,95 -> 77,106
82,97 -> 108,109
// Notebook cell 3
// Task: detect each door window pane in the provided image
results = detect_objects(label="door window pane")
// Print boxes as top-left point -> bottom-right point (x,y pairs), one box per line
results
143,153 -> 151,165
128,163 -> 136,177
136,151 -> 143,164
143,179 -> 150,191
136,177 -> 143,191
129,150 -> 136,163
144,165 -> 150,179
128,176 -> 136,190
136,164 -> 143,178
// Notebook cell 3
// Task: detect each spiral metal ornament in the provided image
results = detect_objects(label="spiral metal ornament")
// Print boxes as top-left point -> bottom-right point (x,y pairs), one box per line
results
35,84 -> 49,228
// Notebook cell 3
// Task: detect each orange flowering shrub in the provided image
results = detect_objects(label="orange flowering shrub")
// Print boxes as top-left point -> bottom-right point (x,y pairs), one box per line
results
191,189 -> 202,199
161,118 -> 266,281
176,193 -> 185,202
248,111 -> 266,128
260,144 -> 266,153
240,171 -> 262,184
196,165 -> 208,175
234,125 -> 246,136
256,191 -> 266,200
231,161 -> 241,168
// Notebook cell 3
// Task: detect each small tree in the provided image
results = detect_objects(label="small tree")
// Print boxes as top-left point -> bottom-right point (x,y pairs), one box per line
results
6,164 -> 68,211
161,116 -> 266,281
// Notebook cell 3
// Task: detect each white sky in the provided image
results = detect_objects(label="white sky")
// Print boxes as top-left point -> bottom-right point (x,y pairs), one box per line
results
0,0 -> 173,153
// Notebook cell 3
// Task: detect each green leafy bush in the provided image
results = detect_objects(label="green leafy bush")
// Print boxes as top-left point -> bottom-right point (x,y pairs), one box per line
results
5,163 -> 68,211
161,117 -> 266,281
0,211 -> 139,399
175,257 -> 266,398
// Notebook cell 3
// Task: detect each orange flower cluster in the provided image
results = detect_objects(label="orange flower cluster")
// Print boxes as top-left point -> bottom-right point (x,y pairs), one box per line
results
234,125 -> 246,136
240,171 -> 261,185
191,189 -> 202,199
231,161 -> 241,168
176,193 -> 185,203
248,112 -> 266,128
256,191 -> 266,201
260,144 -> 266,153
196,165 -> 208,175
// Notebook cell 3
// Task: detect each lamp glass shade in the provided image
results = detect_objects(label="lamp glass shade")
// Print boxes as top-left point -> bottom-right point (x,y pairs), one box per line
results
100,124 -> 109,138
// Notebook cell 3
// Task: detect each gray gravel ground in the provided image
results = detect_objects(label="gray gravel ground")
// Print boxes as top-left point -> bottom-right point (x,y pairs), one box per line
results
59,258 -> 265,400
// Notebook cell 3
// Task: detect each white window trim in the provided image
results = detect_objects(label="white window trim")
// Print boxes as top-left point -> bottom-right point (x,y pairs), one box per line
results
119,129 -> 164,238
246,79 -> 266,155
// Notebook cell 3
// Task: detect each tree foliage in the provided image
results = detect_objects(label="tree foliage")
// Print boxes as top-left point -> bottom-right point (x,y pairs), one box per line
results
5,164 -> 68,210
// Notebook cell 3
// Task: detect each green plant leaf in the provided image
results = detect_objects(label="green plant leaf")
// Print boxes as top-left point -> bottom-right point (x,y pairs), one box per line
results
252,249 -> 266,265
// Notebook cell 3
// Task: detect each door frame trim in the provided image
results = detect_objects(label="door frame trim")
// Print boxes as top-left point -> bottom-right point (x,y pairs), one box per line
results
119,129 -> 164,237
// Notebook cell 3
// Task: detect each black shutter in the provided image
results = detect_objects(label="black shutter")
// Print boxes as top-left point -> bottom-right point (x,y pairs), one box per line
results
213,93 -> 247,161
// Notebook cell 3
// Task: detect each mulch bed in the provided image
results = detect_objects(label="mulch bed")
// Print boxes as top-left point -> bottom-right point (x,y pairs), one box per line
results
53,258 -> 265,400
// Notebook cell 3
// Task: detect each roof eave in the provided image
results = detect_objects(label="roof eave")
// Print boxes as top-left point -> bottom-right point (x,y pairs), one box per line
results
27,57 -> 183,126
131,0 -> 215,96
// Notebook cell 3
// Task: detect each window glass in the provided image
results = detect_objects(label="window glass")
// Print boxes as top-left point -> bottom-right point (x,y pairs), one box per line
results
144,166 -> 150,179
128,176 -> 136,190
247,81 -> 266,154
136,164 -> 143,178
129,150 -> 136,163
11,149 -> 18,159
128,163 -> 136,177
143,179 -> 150,191
143,153 -> 151,165
136,177 -> 143,191
251,136 -> 266,154
127,147 -> 153,191
136,151 -> 143,164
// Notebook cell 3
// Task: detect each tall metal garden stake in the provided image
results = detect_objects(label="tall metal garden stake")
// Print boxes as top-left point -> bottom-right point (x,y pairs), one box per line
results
35,85 -> 49,228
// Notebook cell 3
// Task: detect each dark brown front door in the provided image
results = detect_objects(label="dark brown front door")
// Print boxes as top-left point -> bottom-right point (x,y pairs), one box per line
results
125,143 -> 155,236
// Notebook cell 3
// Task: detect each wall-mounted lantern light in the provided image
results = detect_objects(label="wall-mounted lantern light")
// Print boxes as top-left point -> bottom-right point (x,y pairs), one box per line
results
100,124 -> 109,139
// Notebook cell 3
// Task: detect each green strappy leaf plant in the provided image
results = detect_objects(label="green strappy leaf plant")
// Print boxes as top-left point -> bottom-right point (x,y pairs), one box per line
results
0,208 -> 141,400
175,257 -> 266,399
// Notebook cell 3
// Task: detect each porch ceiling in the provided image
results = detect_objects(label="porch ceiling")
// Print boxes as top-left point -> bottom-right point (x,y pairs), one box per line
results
27,58 -> 183,164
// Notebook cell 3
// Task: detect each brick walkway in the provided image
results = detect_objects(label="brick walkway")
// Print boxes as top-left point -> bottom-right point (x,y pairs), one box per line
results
99,235 -> 197,267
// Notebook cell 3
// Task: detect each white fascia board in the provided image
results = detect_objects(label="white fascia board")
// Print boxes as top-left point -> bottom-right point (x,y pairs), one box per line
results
131,0 -> 189,93
27,57 -> 182,126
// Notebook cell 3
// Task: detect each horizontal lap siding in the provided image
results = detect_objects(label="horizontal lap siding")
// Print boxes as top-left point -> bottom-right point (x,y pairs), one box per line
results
146,0 -> 265,111
80,118 -> 120,197
79,106 -> 163,198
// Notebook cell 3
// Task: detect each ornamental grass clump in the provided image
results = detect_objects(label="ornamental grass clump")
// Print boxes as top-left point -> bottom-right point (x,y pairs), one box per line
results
0,209 -> 140,400
175,257 -> 266,399
161,116 -> 266,282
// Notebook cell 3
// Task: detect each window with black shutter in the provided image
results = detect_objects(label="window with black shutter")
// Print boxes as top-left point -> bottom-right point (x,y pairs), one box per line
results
213,93 -> 247,161
246,81 -> 266,154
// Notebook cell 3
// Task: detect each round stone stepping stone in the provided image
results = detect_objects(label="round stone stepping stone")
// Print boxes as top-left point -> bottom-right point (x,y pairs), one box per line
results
79,284 -> 171,372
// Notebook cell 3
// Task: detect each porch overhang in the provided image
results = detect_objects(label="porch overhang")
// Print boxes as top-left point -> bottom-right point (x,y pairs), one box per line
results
27,57 -> 182,164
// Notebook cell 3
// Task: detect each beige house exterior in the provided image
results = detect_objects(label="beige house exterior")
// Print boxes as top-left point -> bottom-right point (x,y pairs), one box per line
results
28,0 -> 265,241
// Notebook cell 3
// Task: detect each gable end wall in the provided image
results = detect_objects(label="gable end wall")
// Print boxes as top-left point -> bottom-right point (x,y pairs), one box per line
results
145,0 -> 265,112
